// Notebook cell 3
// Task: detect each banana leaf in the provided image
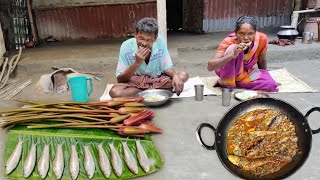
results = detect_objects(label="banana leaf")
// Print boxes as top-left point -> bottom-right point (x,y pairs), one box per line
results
3,126 -> 164,180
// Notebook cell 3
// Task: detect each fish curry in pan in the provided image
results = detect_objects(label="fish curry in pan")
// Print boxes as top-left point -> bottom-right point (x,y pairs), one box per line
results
227,109 -> 299,176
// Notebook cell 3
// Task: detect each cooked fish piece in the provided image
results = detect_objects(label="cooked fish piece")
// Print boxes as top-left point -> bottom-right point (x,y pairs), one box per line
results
279,137 -> 298,144
53,143 -> 64,180
109,142 -> 123,177
243,114 -> 255,122
122,141 -> 138,174
24,143 -> 37,178
6,139 -> 24,175
97,143 -> 111,178
38,144 -> 50,179
243,109 -> 279,123
83,145 -> 95,179
136,139 -> 150,173
268,114 -> 284,130
262,111 -> 281,126
228,155 -> 274,171
249,131 -> 277,137
69,144 -> 79,180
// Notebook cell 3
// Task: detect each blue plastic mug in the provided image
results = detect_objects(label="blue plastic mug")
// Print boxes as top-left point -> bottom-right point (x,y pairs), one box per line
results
67,76 -> 93,102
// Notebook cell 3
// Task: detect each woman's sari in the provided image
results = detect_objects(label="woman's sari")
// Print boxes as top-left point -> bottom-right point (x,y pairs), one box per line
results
215,32 -> 278,92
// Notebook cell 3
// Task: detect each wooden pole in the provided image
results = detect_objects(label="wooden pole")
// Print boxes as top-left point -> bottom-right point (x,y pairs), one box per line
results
293,0 -> 302,11
26,0 -> 38,42
317,18 -> 320,41
0,22 -> 5,57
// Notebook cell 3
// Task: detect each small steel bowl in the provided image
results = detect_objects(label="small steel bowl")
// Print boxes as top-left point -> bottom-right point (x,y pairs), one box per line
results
137,89 -> 173,107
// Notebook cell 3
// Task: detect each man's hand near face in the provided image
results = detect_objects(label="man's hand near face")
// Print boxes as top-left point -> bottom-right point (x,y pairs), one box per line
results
135,47 -> 151,65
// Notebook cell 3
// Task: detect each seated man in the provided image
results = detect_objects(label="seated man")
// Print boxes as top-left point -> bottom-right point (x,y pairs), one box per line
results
109,17 -> 189,97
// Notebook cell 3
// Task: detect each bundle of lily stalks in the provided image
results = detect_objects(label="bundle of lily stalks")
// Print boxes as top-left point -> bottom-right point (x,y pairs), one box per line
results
0,97 -> 163,137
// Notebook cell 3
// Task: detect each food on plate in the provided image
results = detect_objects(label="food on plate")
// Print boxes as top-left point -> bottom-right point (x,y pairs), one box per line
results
227,109 -> 299,176
143,94 -> 166,102
234,90 -> 269,101
235,91 -> 258,100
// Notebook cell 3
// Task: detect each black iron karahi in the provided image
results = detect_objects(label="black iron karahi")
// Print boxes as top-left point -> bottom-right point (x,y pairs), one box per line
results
197,98 -> 320,180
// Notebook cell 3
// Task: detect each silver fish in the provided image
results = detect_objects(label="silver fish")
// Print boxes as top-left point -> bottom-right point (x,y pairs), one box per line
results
135,139 -> 150,172
53,143 -> 64,180
97,143 -> 111,178
5,139 -> 24,175
122,141 -> 138,174
38,144 -> 50,179
24,143 -> 37,178
83,145 -> 95,179
109,142 -> 123,177
69,144 -> 79,180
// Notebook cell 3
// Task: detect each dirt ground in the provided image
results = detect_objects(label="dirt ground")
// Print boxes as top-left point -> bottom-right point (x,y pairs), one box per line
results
8,32 -> 319,104
1,32 -> 320,180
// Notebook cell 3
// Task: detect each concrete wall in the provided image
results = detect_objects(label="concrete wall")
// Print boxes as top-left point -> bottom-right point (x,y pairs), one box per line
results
0,22 -> 5,57
157,0 -> 167,42
33,0 -> 156,9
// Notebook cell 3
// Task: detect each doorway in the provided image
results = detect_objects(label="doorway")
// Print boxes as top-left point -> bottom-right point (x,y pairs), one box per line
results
166,0 -> 204,33
166,0 -> 183,31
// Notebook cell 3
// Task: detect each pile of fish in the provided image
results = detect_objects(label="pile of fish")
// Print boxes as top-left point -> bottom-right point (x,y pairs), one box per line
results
5,139 -> 152,179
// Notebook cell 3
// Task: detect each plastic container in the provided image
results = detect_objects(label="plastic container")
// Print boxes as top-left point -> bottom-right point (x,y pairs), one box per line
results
67,76 -> 93,102
307,0 -> 320,9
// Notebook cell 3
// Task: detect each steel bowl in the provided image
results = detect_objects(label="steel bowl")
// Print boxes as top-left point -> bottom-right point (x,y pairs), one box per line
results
137,89 -> 173,107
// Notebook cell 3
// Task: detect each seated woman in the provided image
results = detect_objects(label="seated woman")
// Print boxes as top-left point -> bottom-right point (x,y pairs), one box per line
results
207,16 -> 278,92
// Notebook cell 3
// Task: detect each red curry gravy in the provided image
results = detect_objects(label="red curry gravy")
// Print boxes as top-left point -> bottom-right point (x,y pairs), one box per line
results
227,109 -> 299,176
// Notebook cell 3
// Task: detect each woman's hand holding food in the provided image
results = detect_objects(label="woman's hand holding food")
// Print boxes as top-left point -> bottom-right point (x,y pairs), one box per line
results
233,42 -> 250,57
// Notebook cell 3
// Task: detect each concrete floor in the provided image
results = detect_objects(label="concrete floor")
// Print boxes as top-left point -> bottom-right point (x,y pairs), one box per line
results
1,31 -> 320,180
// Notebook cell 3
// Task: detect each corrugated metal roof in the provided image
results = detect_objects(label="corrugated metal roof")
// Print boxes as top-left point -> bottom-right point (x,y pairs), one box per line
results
203,0 -> 294,32
33,0 -> 156,9
35,2 -> 157,40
